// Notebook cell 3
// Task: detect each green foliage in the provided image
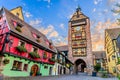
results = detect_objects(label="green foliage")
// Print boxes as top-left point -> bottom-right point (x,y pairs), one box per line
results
117,74 -> 120,80
49,58 -> 55,62
29,52 -> 40,58
94,64 -> 101,72
112,3 -> 120,24
16,46 -> 27,52
15,27 -> 22,32
3,58 -> 10,64
43,53 -> 47,59
99,70 -> 108,78
118,57 -> 120,64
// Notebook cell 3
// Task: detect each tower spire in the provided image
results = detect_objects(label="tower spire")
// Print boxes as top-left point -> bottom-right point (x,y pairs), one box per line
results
76,5 -> 81,12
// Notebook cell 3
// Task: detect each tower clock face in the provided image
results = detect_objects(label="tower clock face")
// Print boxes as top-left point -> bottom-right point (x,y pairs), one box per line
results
76,26 -> 80,31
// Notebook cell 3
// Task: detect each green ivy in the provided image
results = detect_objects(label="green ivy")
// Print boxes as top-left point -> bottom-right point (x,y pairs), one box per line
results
16,46 -> 27,52
29,52 -> 40,58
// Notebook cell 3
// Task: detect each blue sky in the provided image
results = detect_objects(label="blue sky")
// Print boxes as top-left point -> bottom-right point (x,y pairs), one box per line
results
0,0 -> 120,51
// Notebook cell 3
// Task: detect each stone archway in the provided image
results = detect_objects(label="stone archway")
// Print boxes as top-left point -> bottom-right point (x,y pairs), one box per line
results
30,64 -> 39,76
74,59 -> 86,74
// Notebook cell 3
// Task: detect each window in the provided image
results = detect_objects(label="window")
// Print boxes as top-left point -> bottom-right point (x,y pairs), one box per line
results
32,32 -> 41,43
12,60 -> 22,71
44,65 -> 48,69
49,42 -> 53,49
18,41 -> 25,47
12,20 -> 23,32
32,47 -> 38,53
23,64 -> 28,71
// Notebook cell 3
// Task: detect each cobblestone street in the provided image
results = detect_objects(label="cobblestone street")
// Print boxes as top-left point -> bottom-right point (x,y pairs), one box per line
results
3,73 -> 118,80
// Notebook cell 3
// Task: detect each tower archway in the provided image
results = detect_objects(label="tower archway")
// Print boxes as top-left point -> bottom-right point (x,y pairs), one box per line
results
74,59 -> 86,74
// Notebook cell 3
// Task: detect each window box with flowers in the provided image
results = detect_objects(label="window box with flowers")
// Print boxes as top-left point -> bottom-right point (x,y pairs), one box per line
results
16,46 -> 27,53
43,52 -> 47,59
49,58 -> 55,62
29,52 -> 40,58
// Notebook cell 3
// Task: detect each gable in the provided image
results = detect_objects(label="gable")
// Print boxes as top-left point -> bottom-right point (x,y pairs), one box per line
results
10,6 -> 24,21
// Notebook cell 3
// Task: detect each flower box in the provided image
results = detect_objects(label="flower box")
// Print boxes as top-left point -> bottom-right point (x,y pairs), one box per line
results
16,46 -> 27,53
29,52 -> 40,58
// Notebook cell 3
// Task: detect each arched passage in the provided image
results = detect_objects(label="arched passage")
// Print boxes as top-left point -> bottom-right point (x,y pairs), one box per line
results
74,59 -> 86,74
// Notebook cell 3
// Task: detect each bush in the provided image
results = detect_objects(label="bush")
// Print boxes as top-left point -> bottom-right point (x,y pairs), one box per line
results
16,46 -> 27,52
94,64 -> 101,72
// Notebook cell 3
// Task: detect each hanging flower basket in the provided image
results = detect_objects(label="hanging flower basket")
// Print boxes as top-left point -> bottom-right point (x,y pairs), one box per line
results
16,46 -> 27,53
29,52 -> 40,58
3,58 -> 10,64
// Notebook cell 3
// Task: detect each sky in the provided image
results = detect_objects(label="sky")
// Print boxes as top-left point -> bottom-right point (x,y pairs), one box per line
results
0,0 -> 120,51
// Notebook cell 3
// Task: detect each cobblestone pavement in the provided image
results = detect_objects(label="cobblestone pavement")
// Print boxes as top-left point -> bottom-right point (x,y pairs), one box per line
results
40,73 -> 118,80
3,73 -> 118,80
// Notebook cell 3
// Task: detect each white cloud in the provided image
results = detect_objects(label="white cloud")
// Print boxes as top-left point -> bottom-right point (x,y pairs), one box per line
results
39,24 -> 67,46
94,0 -> 102,5
93,8 -> 96,12
24,11 -> 32,18
59,23 -> 65,29
44,0 -> 51,3
49,31 -> 58,38
91,19 -> 120,51
39,24 -> 58,38
29,19 -> 42,27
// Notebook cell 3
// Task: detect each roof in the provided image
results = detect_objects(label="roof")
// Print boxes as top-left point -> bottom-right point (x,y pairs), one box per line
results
2,7 -> 56,53
92,51 -> 106,59
105,28 -> 120,39
56,45 -> 68,51
69,7 -> 88,22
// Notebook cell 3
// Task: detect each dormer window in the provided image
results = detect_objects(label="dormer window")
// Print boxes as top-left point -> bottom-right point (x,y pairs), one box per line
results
32,32 -> 41,43
12,20 -> 23,32
49,42 -> 53,49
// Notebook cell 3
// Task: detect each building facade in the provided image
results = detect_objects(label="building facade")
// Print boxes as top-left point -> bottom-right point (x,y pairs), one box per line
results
0,7 -> 56,77
105,28 -> 120,76
68,7 -> 93,74
92,51 -> 107,70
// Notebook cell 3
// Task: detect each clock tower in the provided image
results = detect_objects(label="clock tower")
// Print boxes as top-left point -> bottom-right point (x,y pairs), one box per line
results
68,7 -> 93,74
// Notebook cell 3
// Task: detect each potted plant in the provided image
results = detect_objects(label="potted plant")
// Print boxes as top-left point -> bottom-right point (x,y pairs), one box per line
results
93,63 -> 101,76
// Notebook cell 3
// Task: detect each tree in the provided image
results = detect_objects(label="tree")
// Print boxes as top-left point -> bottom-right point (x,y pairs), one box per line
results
112,3 -> 120,25
94,63 -> 101,72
